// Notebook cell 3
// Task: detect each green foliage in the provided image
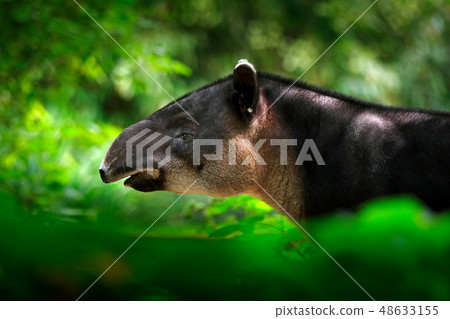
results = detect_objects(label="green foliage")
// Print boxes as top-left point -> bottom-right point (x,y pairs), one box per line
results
0,0 -> 449,300
0,194 -> 449,300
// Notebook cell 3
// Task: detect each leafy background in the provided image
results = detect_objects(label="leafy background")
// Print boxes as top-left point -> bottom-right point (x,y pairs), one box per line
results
0,0 -> 449,300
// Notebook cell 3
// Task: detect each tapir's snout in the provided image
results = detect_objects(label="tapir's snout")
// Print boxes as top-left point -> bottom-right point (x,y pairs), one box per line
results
99,119 -> 161,185
98,165 -> 108,183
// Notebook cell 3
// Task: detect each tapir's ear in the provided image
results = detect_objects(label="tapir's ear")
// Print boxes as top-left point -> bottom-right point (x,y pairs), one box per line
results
233,59 -> 259,115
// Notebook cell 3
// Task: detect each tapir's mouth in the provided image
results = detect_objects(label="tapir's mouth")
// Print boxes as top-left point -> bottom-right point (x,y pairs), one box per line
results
123,169 -> 164,192
100,165 -> 164,192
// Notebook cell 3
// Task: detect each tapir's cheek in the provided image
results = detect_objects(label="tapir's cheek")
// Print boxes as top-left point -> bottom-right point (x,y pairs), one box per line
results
172,140 -> 194,160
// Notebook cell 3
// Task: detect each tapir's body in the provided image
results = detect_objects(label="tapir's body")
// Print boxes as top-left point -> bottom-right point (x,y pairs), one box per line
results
268,76 -> 450,215
100,60 -> 450,219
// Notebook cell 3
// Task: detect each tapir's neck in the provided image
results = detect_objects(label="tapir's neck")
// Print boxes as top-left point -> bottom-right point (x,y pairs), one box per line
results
258,75 -> 366,125
249,163 -> 304,220
247,77 -> 360,219
245,84 -> 312,219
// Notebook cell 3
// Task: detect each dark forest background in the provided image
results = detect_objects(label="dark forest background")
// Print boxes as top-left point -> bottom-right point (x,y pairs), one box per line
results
0,0 -> 449,300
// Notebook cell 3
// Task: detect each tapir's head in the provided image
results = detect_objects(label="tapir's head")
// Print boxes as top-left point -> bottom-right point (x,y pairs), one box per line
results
100,60 -> 273,196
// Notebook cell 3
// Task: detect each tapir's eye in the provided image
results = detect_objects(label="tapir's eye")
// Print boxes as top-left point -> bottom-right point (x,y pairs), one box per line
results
176,133 -> 194,141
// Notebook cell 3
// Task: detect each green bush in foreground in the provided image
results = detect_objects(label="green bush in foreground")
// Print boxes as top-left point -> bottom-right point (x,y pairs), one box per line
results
0,192 -> 448,300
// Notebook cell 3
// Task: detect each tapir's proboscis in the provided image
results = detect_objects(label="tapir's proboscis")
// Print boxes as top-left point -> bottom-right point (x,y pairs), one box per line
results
100,60 -> 450,220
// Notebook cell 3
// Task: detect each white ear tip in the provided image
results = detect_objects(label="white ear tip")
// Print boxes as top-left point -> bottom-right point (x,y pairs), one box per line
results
235,59 -> 256,73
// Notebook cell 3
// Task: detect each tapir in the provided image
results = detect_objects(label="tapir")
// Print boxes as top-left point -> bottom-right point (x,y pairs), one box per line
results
100,59 -> 450,219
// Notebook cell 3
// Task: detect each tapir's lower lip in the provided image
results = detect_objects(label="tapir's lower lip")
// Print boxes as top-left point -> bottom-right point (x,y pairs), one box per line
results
124,169 -> 163,192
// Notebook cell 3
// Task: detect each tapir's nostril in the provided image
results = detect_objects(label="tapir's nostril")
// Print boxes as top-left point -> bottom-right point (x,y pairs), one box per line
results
99,168 -> 107,183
